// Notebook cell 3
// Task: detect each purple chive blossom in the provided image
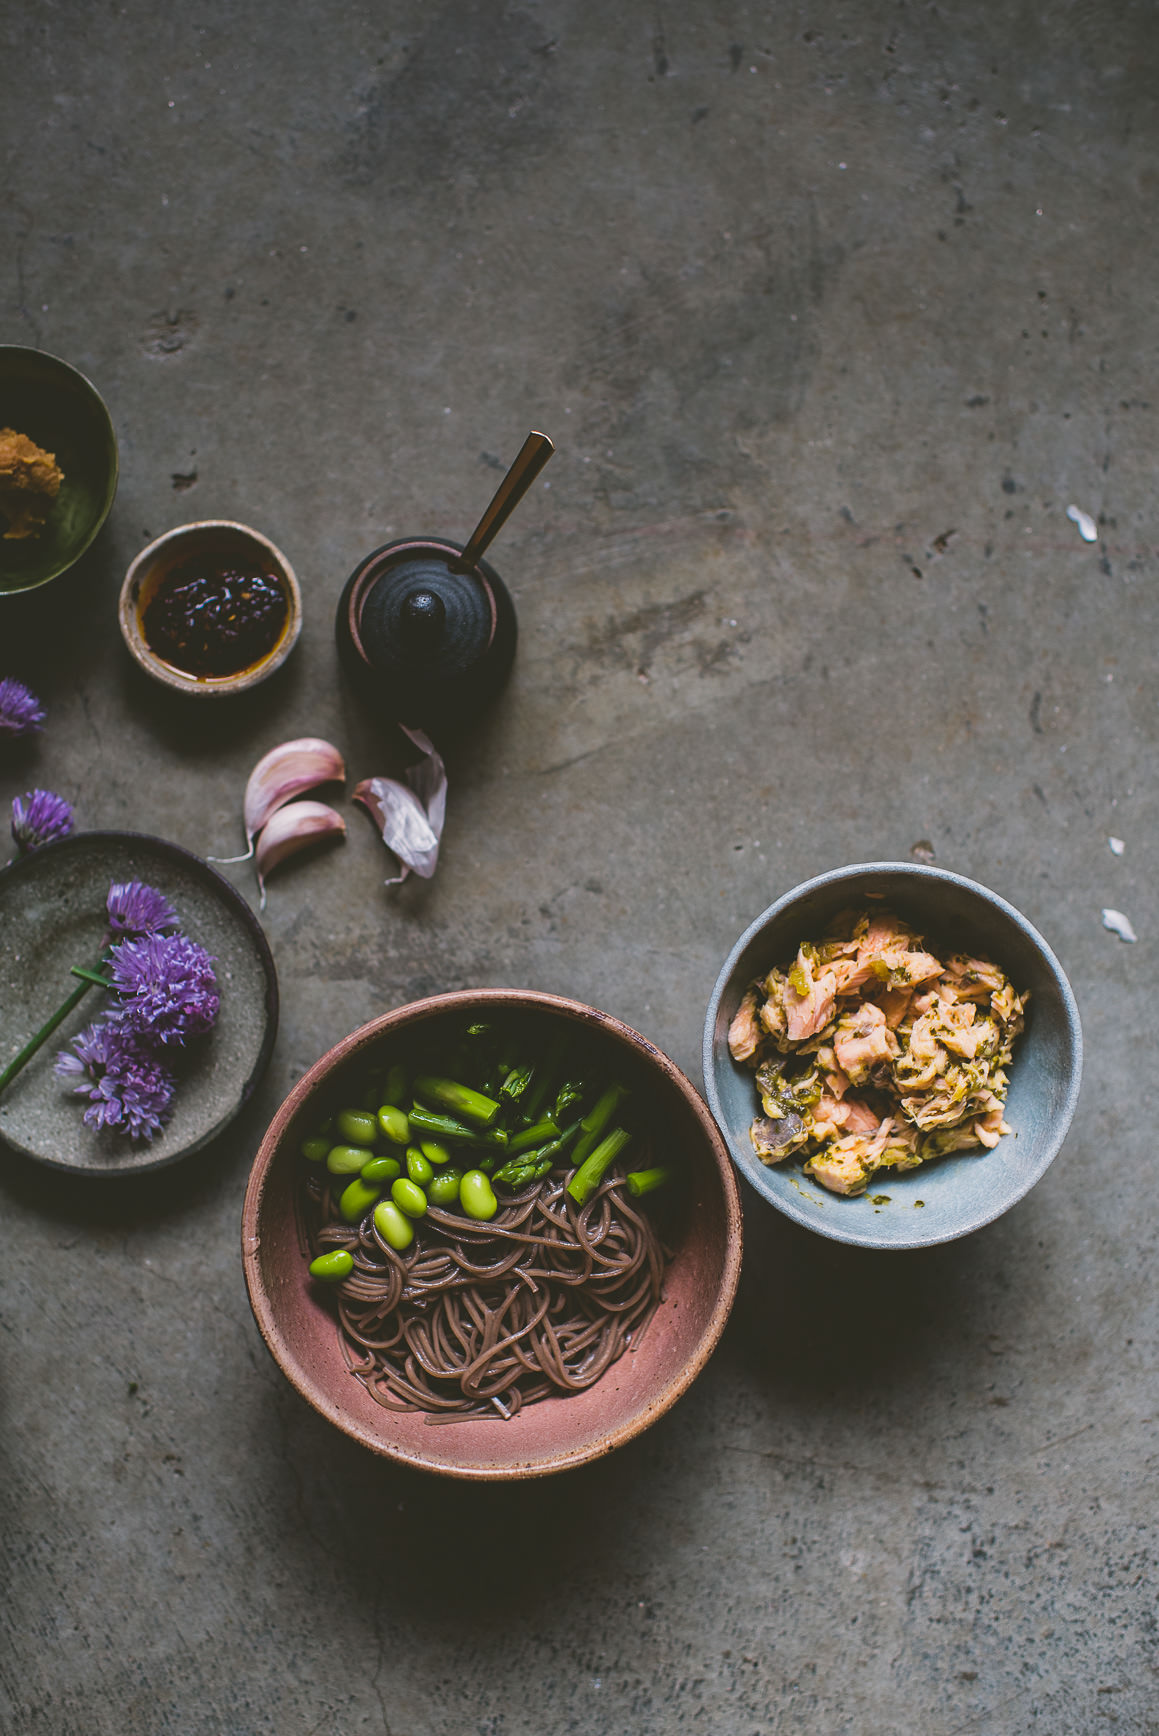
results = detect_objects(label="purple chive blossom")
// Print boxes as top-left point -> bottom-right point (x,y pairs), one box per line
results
0,677 -> 46,740
106,880 -> 180,940
11,788 -> 74,852
106,931 -> 219,1046
55,1021 -> 175,1141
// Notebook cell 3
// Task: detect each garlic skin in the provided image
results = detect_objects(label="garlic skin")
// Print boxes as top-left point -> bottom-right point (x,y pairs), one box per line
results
212,738 -> 346,862
353,727 -> 447,883
254,800 -> 346,907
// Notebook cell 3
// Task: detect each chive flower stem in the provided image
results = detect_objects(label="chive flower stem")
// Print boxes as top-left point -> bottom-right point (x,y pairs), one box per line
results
69,966 -> 114,989
0,958 -> 106,1097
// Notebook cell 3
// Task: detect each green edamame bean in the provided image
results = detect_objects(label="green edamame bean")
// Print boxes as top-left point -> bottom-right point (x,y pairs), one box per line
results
460,1170 -> 498,1221
377,1104 -> 411,1146
373,1200 -> 414,1251
391,1177 -> 428,1219
383,1063 -> 408,1106
420,1139 -> 452,1168
406,1146 -> 434,1186
360,1155 -> 401,1184
337,1108 -> 378,1147
309,1250 -> 354,1282
427,1168 -> 462,1207
339,1178 -> 381,1222
300,1136 -> 330,1163
327,1144 -> 373,1176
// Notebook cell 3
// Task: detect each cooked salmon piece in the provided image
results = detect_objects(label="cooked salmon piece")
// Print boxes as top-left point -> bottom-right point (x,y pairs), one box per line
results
783,973 -> 837,1042
841,1096 -> 883,1135
804,1137 -> 876,1195
833,1002 -> 899,1083
728,987 -> 764,1063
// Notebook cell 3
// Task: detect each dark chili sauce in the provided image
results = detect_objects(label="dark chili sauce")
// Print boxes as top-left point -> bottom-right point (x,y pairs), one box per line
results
143,558 -> 288,677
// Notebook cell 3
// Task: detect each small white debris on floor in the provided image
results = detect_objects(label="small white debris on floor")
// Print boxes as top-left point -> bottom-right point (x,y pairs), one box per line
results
1102,908 -> 1137,942
1109,837 -> 1125,856
1066,504 -> 1098,542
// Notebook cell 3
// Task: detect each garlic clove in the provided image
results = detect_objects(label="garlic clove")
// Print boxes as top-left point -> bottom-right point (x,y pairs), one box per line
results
352,726 -> 447,884
353,780 -> 437,883
254,799 -> 346,908
212,738 -> 346,862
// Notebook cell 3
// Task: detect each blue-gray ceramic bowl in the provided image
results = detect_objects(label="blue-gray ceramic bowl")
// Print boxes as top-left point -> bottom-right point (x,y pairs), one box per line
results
702,863 -> 1082,1250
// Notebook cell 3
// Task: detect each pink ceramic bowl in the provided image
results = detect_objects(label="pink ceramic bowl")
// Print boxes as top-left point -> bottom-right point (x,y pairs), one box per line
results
242,990 -> 742,1480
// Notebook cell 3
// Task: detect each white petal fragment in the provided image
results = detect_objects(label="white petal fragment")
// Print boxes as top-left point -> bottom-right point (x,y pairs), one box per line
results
1108,836 -> 1125,856
1101,907 -> 1137,943
254,799 -> 346,907
353,727 -> 448,884
1066,504 -> 1098,543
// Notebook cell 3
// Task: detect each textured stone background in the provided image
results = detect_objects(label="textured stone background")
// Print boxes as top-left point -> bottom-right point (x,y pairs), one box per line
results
2,2 -> 1156,1731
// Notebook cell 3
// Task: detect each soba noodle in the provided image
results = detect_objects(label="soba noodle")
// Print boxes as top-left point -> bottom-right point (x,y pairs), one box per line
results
306,1165 -> 667,1422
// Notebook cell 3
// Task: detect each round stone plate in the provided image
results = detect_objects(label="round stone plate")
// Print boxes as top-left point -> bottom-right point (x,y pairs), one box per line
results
0,832 -> 278,1174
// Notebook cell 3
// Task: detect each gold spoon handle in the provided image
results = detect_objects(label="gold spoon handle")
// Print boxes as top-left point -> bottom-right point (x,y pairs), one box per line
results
452,430 -> 554,573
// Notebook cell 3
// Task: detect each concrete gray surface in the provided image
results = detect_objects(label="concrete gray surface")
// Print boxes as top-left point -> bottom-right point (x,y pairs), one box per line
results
2,1 -> 1156,1730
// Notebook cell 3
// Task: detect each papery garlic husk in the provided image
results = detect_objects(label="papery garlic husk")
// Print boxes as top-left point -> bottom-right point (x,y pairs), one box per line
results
211,738 -> 346,862
255,800 -> 346,908
353,726 -> 447,884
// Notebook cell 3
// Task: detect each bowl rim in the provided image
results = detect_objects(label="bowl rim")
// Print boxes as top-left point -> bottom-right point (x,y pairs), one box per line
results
702,860 -> 1083,1250
118,519 -> 302,696
0,344 -> 119,593
242,988 -> 744,1478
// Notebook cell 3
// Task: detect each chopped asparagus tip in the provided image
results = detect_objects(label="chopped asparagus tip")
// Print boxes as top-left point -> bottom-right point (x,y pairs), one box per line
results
413,1074 -> 502,1127
626,1165 -> 671,1198
552,1079 -> 585,1122
494,1118 -> 582,1190
500,1061 -> 535,1103
567,1126 -> 632,1206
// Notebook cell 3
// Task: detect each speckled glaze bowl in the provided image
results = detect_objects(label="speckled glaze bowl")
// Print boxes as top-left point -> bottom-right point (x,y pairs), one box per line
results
703,863 -> 1082,1250
243,990 -> 743,1479
0,346 -> 118,594
119,520 -> 301,697
0,831 -> 278,1174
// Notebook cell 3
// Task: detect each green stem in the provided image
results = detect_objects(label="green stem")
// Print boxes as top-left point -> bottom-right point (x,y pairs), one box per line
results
0,944 -> 113,1098
0,979 -> 95,1096
70,966 -> 113,989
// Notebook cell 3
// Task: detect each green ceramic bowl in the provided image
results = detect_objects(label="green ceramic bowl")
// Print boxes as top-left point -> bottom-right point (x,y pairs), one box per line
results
0,346 -> 118,595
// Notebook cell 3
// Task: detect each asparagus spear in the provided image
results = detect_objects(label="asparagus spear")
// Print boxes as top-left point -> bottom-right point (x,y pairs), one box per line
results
626,1165 -> 670,1198
567,1126 -> 632,1206
407,1104 -> 509,1148
570,1083 -> 630,1167
413,1075 -> 502,1128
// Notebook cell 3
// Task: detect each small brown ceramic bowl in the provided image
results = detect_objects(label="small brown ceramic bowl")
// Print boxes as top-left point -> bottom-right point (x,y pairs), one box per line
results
242,990 -> 743,1480
119,520 -> 301,697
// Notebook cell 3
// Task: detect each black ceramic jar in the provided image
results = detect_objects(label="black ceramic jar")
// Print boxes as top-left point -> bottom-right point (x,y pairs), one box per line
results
335,539 -> 517,737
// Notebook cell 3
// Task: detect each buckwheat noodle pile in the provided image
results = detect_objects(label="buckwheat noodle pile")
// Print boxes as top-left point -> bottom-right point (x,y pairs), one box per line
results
307,1168 -> 667,1422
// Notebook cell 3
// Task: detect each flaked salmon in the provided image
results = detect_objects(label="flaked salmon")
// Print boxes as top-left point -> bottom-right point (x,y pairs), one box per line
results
727,907 -> 1028,1197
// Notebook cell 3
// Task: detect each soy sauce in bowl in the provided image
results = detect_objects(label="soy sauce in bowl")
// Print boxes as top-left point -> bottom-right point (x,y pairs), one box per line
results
143,558 -> 288,678
119,520 -> 302,698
